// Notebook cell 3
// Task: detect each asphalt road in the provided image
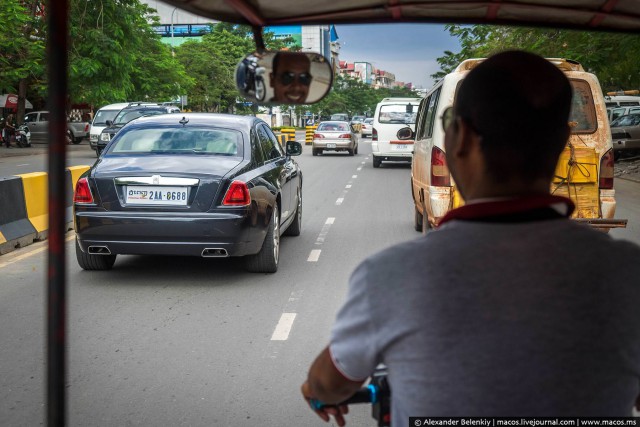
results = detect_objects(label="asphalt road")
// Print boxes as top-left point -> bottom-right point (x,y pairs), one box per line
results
0,138 -> 418,426
2,138 -> 640,426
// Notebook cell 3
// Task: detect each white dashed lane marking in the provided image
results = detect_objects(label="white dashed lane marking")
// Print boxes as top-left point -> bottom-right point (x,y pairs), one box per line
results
336,198 -> 344,205
307,249 -> 322,262
271,313 -> 297,341
352,175 -> 358,179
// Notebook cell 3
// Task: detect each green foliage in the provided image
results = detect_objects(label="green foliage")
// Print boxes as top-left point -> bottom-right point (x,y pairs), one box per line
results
0,0 -> 46,94
433,25 -> 640,92
68,0 -> 193,107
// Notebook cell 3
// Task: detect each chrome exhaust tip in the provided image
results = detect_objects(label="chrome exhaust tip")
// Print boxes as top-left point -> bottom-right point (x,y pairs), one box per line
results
201,248 -> 228,258
87,246 -> 112,255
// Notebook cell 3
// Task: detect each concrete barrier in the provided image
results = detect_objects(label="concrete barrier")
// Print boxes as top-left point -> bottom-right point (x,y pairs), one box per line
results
305,125 -> 317,145
280,127 -> 296,142
0,165 -> 90,255
0,176 -> 38,255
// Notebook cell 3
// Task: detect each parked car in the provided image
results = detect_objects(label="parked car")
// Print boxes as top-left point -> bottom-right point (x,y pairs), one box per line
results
89,102 -> 131,151
96,104 -> 180,156
608,105 -> 640,122
312,121 -> 358,156
74,113 -> 303,273
610,113 -> 640,159
361,118 -> 374,137
23,110 -> 89,144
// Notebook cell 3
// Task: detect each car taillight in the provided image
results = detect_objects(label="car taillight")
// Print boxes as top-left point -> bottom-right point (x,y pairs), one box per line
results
84,124 -> 89,132
599,148 -> 614,189
222,181 -> 251,206
339,133 -> 351,139
313,133 -> 324,138
431,146 -> 451,187
74,177 -> 94,204
372,128 -> 378,141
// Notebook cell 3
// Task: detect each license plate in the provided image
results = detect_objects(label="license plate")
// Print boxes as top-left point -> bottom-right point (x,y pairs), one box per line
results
395,144 -> 408,150
326,143 -> 336,148
125,186 -> 188,205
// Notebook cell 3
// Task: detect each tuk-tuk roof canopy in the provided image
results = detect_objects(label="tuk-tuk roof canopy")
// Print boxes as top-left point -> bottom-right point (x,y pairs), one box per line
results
159,0 -> 640,33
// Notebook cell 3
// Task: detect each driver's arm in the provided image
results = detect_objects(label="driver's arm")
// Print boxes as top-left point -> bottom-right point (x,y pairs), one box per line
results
303,345 -> 364,404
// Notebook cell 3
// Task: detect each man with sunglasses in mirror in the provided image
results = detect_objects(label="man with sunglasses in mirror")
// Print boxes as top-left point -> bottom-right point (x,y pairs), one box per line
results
270,52 -> 312,104
302,50 -> 640,426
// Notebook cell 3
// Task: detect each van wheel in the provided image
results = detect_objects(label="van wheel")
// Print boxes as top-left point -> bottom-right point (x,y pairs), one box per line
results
75,239 -> 116,270
414,206 -> 423,232
72,137 -> 83,144
373,157 -> 381,168
312,149 -> 318,156
348,149 -> 354,156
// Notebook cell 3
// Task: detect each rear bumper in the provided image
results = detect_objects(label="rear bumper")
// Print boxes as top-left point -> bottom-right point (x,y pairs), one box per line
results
612,138 -> 640,151
74,209 -> 266,257
313,139 -> 355,150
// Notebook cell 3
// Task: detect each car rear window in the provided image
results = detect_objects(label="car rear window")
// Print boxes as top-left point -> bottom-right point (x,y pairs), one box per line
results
317,122 -> 349,131
378,104 -> 417,124
611,114 -> 640,127
109,127 -> 243,156
568,79 -> 597,134
92,109 -> 120,126
114,109 -> 166,124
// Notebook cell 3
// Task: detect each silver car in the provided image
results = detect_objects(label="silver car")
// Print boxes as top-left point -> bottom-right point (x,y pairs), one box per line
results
312,121 -> 358,156
610,113 -> 640,159
361,118 -> 374,137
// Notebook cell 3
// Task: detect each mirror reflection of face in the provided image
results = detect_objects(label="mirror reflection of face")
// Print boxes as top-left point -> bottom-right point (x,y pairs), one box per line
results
270,53 -> 312,104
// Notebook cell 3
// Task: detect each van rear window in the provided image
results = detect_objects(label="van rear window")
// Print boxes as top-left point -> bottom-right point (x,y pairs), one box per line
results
379,105 -> 417,124
569,79 -> 597,134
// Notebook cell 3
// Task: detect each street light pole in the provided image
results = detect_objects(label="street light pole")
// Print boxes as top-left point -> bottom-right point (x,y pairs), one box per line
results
171,7 -> 177,50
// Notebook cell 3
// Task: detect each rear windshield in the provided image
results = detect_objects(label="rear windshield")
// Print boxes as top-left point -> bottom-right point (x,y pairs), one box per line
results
317,122 -> 350,132
330,114 -> 348,121
109,127 -> 243,156
92,109 -> 120,126
611,114 -> 640,127
114,109 -> 167,125
378,104 -> 417,124
568,79 -> 597,134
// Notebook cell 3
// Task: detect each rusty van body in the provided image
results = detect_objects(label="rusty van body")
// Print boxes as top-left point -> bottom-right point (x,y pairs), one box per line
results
410,58 -> 626,232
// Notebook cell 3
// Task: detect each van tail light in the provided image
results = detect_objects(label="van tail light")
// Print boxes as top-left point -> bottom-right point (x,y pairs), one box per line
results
431,146 -> 451,187
599,149 -> 614,190
372,128 -> 378,141
222,180 -> 251,206
74,177 -> 94,204
339,134 -> 351,139
313,133 -> 324,138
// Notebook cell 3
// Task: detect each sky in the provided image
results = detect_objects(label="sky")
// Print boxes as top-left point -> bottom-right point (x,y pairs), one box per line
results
334,24 -> 461,89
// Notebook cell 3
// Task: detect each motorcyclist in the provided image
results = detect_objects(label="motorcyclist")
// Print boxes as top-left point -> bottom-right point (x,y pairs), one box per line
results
301,51 -> 640,426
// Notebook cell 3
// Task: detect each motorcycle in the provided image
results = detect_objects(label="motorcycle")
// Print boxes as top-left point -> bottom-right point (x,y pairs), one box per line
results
14,125 -> 31,148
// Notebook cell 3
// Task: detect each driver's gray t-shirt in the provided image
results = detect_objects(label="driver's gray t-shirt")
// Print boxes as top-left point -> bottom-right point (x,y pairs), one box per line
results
330,219 -> 640,425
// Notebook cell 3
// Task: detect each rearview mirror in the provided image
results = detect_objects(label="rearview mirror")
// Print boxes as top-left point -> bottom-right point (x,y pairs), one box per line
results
236,51 -> 333,105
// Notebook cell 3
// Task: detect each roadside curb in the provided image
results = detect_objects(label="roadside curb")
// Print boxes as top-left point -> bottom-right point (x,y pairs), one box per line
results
0,165 -> 90,255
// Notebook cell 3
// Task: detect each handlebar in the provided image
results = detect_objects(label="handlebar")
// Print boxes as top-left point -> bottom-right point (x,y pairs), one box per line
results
310,384 -> 379,410
308,366 -> 391,427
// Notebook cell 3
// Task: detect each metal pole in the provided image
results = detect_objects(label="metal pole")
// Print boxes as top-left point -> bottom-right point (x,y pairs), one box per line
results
46,0 -> 68,425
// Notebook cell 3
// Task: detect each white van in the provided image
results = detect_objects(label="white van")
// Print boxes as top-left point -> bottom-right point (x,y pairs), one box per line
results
410,58 -> 624,232
371,97 -> 421,168
89,103 -> 130,150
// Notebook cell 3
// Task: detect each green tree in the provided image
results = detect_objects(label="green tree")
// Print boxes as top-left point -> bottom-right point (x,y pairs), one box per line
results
433,25 -> 640,92
68,0 -> 193,107
0,0 -> 46,122
174,23 -> 298,113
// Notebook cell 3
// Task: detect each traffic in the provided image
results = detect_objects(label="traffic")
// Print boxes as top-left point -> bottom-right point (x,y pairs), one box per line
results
3,0 -> 640,425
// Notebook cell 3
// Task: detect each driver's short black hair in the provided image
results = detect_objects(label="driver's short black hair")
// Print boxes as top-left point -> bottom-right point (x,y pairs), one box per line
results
456,51 -> 572,183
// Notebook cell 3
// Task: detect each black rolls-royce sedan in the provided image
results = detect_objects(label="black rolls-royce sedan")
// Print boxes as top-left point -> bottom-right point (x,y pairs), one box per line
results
74,113 -> 303,273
